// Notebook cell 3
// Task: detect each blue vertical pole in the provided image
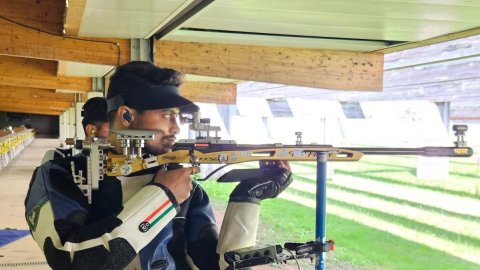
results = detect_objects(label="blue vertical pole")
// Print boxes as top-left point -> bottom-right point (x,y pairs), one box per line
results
316,152 -> 328,270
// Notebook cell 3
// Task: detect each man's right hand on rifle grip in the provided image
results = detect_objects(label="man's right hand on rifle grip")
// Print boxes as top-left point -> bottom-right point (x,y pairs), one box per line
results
153,166 -> 199,204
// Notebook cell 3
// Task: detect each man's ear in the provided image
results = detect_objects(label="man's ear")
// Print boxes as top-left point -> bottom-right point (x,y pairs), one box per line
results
85,124 -> 96,137
117,105 -> 134,127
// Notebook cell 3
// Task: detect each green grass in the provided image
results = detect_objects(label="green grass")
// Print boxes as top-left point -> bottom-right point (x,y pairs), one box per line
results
326,182 -> 480,224
202,179 -> 479,270
290,172 -> 480,225
295,155 -> 480,198
200,179 -> 480,270
283,185 -> 480,248
197,156 -> 480,269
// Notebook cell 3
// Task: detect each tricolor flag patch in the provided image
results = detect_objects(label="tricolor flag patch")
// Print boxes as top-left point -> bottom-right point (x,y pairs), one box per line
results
138,199 -> 175,233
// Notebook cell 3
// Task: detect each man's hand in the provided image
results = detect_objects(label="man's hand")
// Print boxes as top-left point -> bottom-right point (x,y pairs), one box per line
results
229,160 -> 293,201
153,166 -> 199,204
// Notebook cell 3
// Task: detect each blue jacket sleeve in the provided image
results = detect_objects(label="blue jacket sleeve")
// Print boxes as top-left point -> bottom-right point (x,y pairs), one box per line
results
186,183 -> 220,269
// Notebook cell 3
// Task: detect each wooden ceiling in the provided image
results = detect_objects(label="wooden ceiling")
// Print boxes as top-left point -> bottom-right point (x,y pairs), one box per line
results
0,0 -> 128,115
1,0 -> 480,116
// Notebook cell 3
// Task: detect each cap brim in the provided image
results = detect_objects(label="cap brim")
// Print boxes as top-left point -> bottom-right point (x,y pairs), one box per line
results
124,87 -> 199,113
167,94 -> 199,113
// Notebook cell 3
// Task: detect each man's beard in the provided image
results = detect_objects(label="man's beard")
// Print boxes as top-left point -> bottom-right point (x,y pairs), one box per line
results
143,135 -> 176,156
130,122 -> 175,156
144,142 -> 169,156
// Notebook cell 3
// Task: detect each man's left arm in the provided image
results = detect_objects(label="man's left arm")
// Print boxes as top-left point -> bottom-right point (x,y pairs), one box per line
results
216,161 -> 293,269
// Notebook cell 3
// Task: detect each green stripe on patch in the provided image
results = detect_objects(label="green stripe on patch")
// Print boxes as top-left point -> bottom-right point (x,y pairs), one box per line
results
150,205 -> 175,228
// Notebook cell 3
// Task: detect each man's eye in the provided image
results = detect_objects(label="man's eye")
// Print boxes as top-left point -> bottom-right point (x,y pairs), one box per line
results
163,113 -> 179,119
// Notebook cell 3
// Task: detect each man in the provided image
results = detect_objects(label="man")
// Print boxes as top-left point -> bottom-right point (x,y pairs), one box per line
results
40,97 -> 110,164
81,96 -> 110,140
25,61 -> 292,270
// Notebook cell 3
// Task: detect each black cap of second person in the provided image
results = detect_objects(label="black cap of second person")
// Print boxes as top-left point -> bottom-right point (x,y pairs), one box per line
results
82,97 -> 108,123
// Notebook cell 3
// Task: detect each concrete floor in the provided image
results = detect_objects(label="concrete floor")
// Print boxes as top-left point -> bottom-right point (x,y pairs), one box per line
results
0,138 -> 59,269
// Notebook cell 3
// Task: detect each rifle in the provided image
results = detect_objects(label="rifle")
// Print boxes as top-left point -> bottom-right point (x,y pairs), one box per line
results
102,121 -> 470,175
72,119 -> 473,270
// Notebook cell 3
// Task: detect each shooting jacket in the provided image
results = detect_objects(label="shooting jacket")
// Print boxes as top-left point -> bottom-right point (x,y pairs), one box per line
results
24,153 -> 219,270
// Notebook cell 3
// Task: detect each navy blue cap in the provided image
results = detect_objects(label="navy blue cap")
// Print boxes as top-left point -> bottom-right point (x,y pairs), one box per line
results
82,97 -> 108,123
106,72 -> 199,113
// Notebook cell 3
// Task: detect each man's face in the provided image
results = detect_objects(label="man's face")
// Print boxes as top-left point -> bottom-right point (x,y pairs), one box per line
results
131,108 -> 180,155
85,122 -> 110,140
96,122 -> 110,138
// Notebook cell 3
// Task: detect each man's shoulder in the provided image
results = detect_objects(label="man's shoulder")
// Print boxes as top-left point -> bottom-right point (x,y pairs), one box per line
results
38,152 -> 87,173
31,153 -> 90,197
40,147 -> 79,164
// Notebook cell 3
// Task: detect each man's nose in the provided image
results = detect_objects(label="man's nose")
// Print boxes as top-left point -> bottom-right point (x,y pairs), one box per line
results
170,119 -> 180,134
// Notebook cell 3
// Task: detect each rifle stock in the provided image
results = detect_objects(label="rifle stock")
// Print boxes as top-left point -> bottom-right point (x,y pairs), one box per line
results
106,145 -> 364,177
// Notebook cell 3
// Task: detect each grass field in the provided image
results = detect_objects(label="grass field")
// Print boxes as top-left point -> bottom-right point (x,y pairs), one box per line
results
198,155 -> 480,270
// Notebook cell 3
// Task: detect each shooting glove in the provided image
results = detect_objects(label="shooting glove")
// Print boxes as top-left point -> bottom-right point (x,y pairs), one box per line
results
228,167 -> 293,202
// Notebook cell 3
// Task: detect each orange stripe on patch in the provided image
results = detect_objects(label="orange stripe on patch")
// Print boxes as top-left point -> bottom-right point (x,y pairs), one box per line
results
144,200 -> 171,222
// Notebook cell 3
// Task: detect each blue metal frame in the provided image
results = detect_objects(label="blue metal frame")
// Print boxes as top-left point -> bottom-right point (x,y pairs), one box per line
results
316,152 -> 328,270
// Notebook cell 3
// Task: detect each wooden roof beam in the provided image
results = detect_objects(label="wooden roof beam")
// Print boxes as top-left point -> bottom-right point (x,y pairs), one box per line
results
0,0 -> 65,34
0,98 -> 72,110
64,0 -> 88,36
0,86 -> 75,103
155,40 -> 383,91
0,103 -> 65,116
0,108 -> 62,116
181,82 -> 237,104
0,56 -> 91,92
0,18 -> 130,66
57,61 -> 68,76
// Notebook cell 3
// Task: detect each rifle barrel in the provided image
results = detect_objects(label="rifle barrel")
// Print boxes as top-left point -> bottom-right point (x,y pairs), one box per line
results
174,142 -> 473,158
349,147 -> 472,157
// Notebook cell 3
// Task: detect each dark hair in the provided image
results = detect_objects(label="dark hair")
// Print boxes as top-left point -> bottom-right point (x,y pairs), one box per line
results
81,97 -> 108,131
106,61 -> 185,121
106,61 -> 185,98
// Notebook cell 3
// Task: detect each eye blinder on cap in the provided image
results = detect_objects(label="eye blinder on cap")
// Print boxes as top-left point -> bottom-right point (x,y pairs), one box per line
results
107,95 -> 125,113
